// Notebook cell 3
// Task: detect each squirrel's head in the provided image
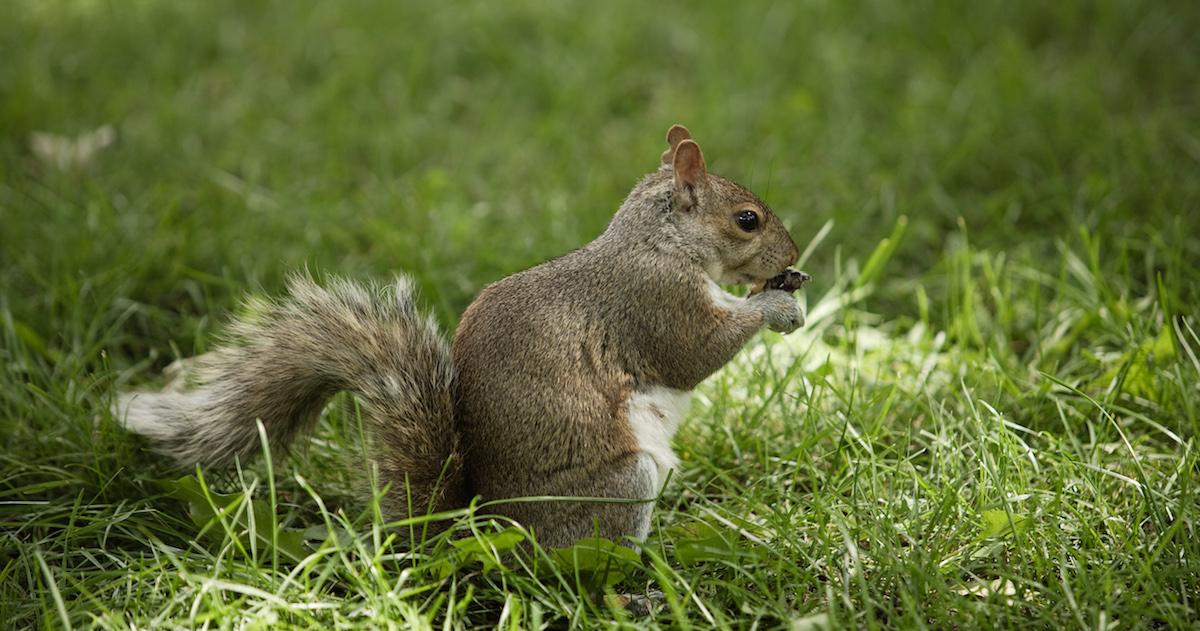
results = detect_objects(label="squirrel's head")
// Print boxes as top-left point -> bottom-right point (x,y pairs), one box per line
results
655,124 -> 799,285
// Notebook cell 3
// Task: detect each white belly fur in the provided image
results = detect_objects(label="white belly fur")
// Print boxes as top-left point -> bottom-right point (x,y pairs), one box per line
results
626,386 -> 691,492
706,278 -> 744,311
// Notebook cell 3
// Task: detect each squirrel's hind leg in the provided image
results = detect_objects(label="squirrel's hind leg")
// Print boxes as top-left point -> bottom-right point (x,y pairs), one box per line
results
520,452 -> 658,550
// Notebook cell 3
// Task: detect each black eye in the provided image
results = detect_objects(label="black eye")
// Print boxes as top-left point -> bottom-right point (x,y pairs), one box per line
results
735,210 -> 759,232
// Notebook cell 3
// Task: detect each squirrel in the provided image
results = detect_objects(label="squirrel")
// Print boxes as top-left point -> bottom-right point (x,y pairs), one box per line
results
114,125 -> 805,550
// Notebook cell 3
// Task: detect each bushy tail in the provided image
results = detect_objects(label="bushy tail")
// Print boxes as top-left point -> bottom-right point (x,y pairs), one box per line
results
115,274 -> 465,518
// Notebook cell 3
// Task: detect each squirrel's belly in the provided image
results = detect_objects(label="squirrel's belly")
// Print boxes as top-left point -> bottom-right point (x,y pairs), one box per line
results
626,386 -> 691,493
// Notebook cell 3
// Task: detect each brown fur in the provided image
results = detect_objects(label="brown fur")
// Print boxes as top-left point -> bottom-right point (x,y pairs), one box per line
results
115,125 -> 801,549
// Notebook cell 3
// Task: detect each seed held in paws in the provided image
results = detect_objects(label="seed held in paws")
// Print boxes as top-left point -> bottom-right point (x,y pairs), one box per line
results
750,268 -> 811,295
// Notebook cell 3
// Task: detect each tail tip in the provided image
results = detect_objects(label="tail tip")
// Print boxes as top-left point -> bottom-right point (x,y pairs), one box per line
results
112,391 -> 175,439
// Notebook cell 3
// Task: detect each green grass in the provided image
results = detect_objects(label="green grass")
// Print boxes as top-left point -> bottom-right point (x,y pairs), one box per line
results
3,0 -> 1199,627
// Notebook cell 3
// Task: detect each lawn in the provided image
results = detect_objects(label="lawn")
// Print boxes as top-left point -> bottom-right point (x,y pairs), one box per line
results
2,0 -> 1199,628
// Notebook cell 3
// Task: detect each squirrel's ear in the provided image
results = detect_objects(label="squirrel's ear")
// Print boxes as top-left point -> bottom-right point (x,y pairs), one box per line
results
660,124 -> 693,166
672,139 -> 706,191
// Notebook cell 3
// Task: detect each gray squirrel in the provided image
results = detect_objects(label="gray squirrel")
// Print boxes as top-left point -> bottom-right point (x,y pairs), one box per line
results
115,125 -> 804,549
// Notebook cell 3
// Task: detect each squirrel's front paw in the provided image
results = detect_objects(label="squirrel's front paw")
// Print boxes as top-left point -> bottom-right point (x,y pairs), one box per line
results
752,290 -> 804,334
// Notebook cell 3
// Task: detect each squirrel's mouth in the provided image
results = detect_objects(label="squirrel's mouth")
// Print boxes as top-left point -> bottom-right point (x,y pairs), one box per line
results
719,265 -> 786,286
746,268 -> 812,296
739,271 -> 777,285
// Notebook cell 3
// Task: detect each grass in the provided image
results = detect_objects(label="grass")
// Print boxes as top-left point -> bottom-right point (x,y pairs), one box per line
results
2,0 -> 1199,627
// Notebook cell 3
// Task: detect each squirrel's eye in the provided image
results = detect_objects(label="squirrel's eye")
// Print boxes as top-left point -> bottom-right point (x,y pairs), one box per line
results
735,210 -> 759,232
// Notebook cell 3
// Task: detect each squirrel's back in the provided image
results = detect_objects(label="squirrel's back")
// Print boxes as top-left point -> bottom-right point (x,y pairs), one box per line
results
450,243 -> 659,546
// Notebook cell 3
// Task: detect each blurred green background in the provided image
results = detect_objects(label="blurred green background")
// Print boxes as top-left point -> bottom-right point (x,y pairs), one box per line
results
5,0 -> 1196,337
